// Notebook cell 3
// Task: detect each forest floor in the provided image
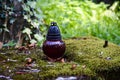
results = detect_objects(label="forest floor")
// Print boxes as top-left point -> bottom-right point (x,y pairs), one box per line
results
0,36 -> 120,80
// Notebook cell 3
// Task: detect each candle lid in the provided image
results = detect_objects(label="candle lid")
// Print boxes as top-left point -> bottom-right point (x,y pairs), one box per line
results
46,22 -> 61,40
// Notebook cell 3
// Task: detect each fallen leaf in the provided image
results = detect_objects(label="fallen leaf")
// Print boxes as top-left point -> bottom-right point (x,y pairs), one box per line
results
25,58 -> 36,67
71,64 -> 77,70
60,58 -> 65,63
82,65 -> 86,69
28,43 -> 36,49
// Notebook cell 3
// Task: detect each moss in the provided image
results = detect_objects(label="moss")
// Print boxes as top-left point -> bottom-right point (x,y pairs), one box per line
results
64,36 -> 120,79
0,36 -> 120,80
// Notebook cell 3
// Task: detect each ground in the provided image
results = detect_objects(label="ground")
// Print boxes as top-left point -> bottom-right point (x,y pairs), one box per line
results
0,36 -> 120,80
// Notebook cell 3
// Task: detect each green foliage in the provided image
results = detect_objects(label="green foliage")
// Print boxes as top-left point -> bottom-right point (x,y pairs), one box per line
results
3,40 -> 16,47
0,0 -> 44,47
22,0 -> 44,43
36,0 -> 120,45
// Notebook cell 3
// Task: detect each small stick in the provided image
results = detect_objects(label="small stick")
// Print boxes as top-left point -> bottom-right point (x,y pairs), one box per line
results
103,40 -> 108,48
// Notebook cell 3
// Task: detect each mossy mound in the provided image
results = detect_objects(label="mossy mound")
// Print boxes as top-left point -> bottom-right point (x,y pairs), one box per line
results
0,36 -> 120,80
65,36 -> 120,79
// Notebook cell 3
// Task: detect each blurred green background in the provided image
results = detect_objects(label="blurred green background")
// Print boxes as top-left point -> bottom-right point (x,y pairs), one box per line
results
0,0 -> 120,46
36,0 -> 120,45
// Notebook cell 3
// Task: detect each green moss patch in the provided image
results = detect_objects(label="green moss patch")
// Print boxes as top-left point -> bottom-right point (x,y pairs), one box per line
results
0,36 -> 120,80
